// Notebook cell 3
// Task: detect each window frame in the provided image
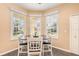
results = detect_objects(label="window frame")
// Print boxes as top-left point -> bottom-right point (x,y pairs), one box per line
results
45,11 -> 59,38
29,15 -> 41,38
10,9 -> 26,40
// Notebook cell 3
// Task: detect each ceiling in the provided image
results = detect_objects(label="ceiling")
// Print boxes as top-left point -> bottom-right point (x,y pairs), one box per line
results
17,3 -> 60,11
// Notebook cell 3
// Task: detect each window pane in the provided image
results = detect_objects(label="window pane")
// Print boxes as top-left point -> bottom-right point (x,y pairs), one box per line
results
30,16 -> 41,37
46,14 -> 58,35
11,11 -> 25,40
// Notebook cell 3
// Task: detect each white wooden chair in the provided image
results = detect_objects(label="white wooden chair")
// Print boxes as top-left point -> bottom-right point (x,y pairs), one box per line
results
42,35 -> 53,56
18,35 -> 28,56
27,37 -> 42,56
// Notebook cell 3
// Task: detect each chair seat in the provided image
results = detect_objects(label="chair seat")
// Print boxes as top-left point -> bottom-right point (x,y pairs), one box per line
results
43,42 -> 51,44
29,50 -> 40,52
20,43 -> 27,45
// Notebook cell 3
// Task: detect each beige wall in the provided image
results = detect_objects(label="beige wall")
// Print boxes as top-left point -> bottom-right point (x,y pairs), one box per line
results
45,4 -> 79,50
0,3 -> 27,54
0,3 -> 79,54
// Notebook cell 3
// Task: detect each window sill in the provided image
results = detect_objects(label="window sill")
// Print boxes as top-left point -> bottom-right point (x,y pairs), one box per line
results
48,33 -> 58,39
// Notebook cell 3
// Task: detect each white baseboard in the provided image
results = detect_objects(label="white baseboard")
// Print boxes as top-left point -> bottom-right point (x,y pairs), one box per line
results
52,46 -> 79,55
0,46 -> 78,56
0,48 -> 18,56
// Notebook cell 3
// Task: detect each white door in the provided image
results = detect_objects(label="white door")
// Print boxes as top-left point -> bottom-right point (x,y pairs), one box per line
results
70,15 -> 79,55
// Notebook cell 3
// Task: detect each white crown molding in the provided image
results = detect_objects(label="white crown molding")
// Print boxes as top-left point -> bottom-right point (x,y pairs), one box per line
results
44,10 -> 60,16
9,8 -> 27,16
28,14 -> 43,17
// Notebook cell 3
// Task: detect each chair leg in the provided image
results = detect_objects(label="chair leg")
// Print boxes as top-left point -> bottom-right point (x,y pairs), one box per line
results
51,51 -> 52,56
42,52 -> 44,56
18,49 -> 19,56
51,48 -> 53,56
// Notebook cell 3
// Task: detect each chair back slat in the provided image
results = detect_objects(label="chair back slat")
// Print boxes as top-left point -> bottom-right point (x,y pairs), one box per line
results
28,37 -> 42,56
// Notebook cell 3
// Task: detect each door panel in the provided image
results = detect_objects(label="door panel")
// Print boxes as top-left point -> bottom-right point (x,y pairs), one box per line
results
70,15 -> 79,54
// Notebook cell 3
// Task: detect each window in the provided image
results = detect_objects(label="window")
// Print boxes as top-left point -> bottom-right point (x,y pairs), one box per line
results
46,12 -> 58,37
11,10 -> 25,40
30,16 -> 41,37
